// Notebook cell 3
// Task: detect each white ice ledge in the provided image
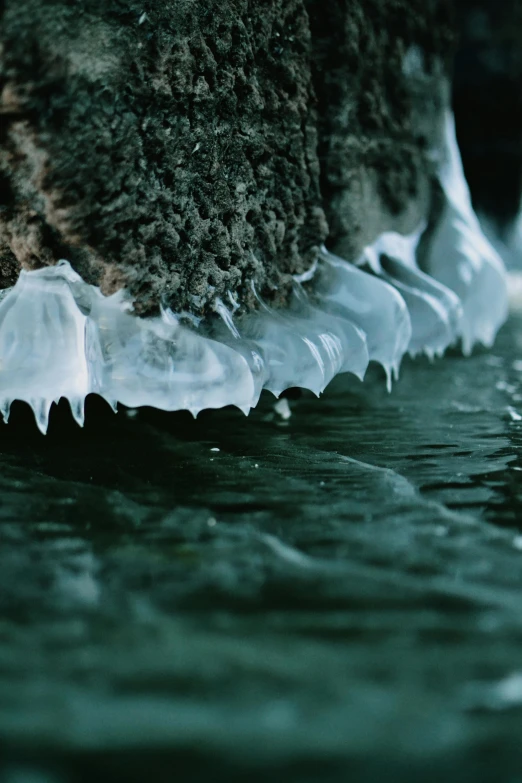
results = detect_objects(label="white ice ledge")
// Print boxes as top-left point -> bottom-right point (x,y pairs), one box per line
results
0,112 -> 509,433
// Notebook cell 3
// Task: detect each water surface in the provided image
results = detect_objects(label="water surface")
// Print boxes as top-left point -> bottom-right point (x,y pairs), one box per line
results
2,313 -> 522,782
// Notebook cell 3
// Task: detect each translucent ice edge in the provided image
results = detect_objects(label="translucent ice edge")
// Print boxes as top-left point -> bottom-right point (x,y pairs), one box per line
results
0,112 -> 508,433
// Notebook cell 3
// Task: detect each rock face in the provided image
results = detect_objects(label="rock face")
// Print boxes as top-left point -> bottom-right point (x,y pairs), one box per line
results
307,0 -> 454,261
0,0 -> 328,315
0,0 -> 453,316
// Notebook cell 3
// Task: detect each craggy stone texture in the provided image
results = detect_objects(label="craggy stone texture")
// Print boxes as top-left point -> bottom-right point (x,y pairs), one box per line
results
0,0 -> 327,315
453,0 -> 522,229
0,0 -> 456,316
307,0 -> 454,260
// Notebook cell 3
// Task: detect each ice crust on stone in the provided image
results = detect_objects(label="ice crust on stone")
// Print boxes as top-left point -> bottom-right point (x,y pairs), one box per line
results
214,286 -> 368,401
241,283 -> 369,398
0,112 -> 509,432
425,112 -> 508,354
86,291 -> 255,417
0,262 -> 255,432
365,231 -> 463,359
313,250 -> 411,388
0,262 -> 90,433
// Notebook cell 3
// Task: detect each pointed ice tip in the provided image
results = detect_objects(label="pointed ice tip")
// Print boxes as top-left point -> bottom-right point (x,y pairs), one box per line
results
103,397 -> 118,414
0,399 -> 11,424
69,397 -> 86,428
461,337 -> 473,357
31,399 -> 52,435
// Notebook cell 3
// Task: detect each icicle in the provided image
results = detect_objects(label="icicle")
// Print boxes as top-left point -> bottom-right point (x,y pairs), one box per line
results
426,112 -> 508,353
0,399 -> 11,425
69,397 -> 86,428
0,108 -> 509,432
0,262 -> 91,434
289,283 -> 369,381
86,292 -> 255,415
239,282 -> 367,398
213,299 -> 268,407
215,280 -> 369,400
240,307 -> 327,398
315,249 -> 412,386
376,250 -> 463,357
364,230 -> 463,358
31,398 -> 52,435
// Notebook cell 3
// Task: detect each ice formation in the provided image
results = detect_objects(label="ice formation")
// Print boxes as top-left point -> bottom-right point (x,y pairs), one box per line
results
0,113 -> 509,433
425,113 -> 509,354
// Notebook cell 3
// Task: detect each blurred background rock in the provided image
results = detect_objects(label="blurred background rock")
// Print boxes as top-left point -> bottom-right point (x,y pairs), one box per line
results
454,0 -> 522,263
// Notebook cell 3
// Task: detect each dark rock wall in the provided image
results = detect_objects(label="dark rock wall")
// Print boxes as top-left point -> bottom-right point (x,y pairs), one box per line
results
453,0 -> 522,231
0,0 -> 327,314
307,0 -> 454,260
0,0 -> 454,316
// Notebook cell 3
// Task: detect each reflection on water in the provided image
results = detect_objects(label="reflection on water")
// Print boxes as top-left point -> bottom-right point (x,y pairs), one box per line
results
2,315 -> 522,782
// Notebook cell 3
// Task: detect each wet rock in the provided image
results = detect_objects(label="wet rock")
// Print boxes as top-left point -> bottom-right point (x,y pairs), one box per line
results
1,0 -> 454,315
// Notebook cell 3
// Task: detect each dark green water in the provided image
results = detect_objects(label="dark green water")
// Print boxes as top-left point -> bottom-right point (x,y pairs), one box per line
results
2,313 -> 522,783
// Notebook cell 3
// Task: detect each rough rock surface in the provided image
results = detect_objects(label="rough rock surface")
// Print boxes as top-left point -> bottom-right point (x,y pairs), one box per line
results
0,0 -> 327,315
307,0 -> 454,260
0,0 -> 453,316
